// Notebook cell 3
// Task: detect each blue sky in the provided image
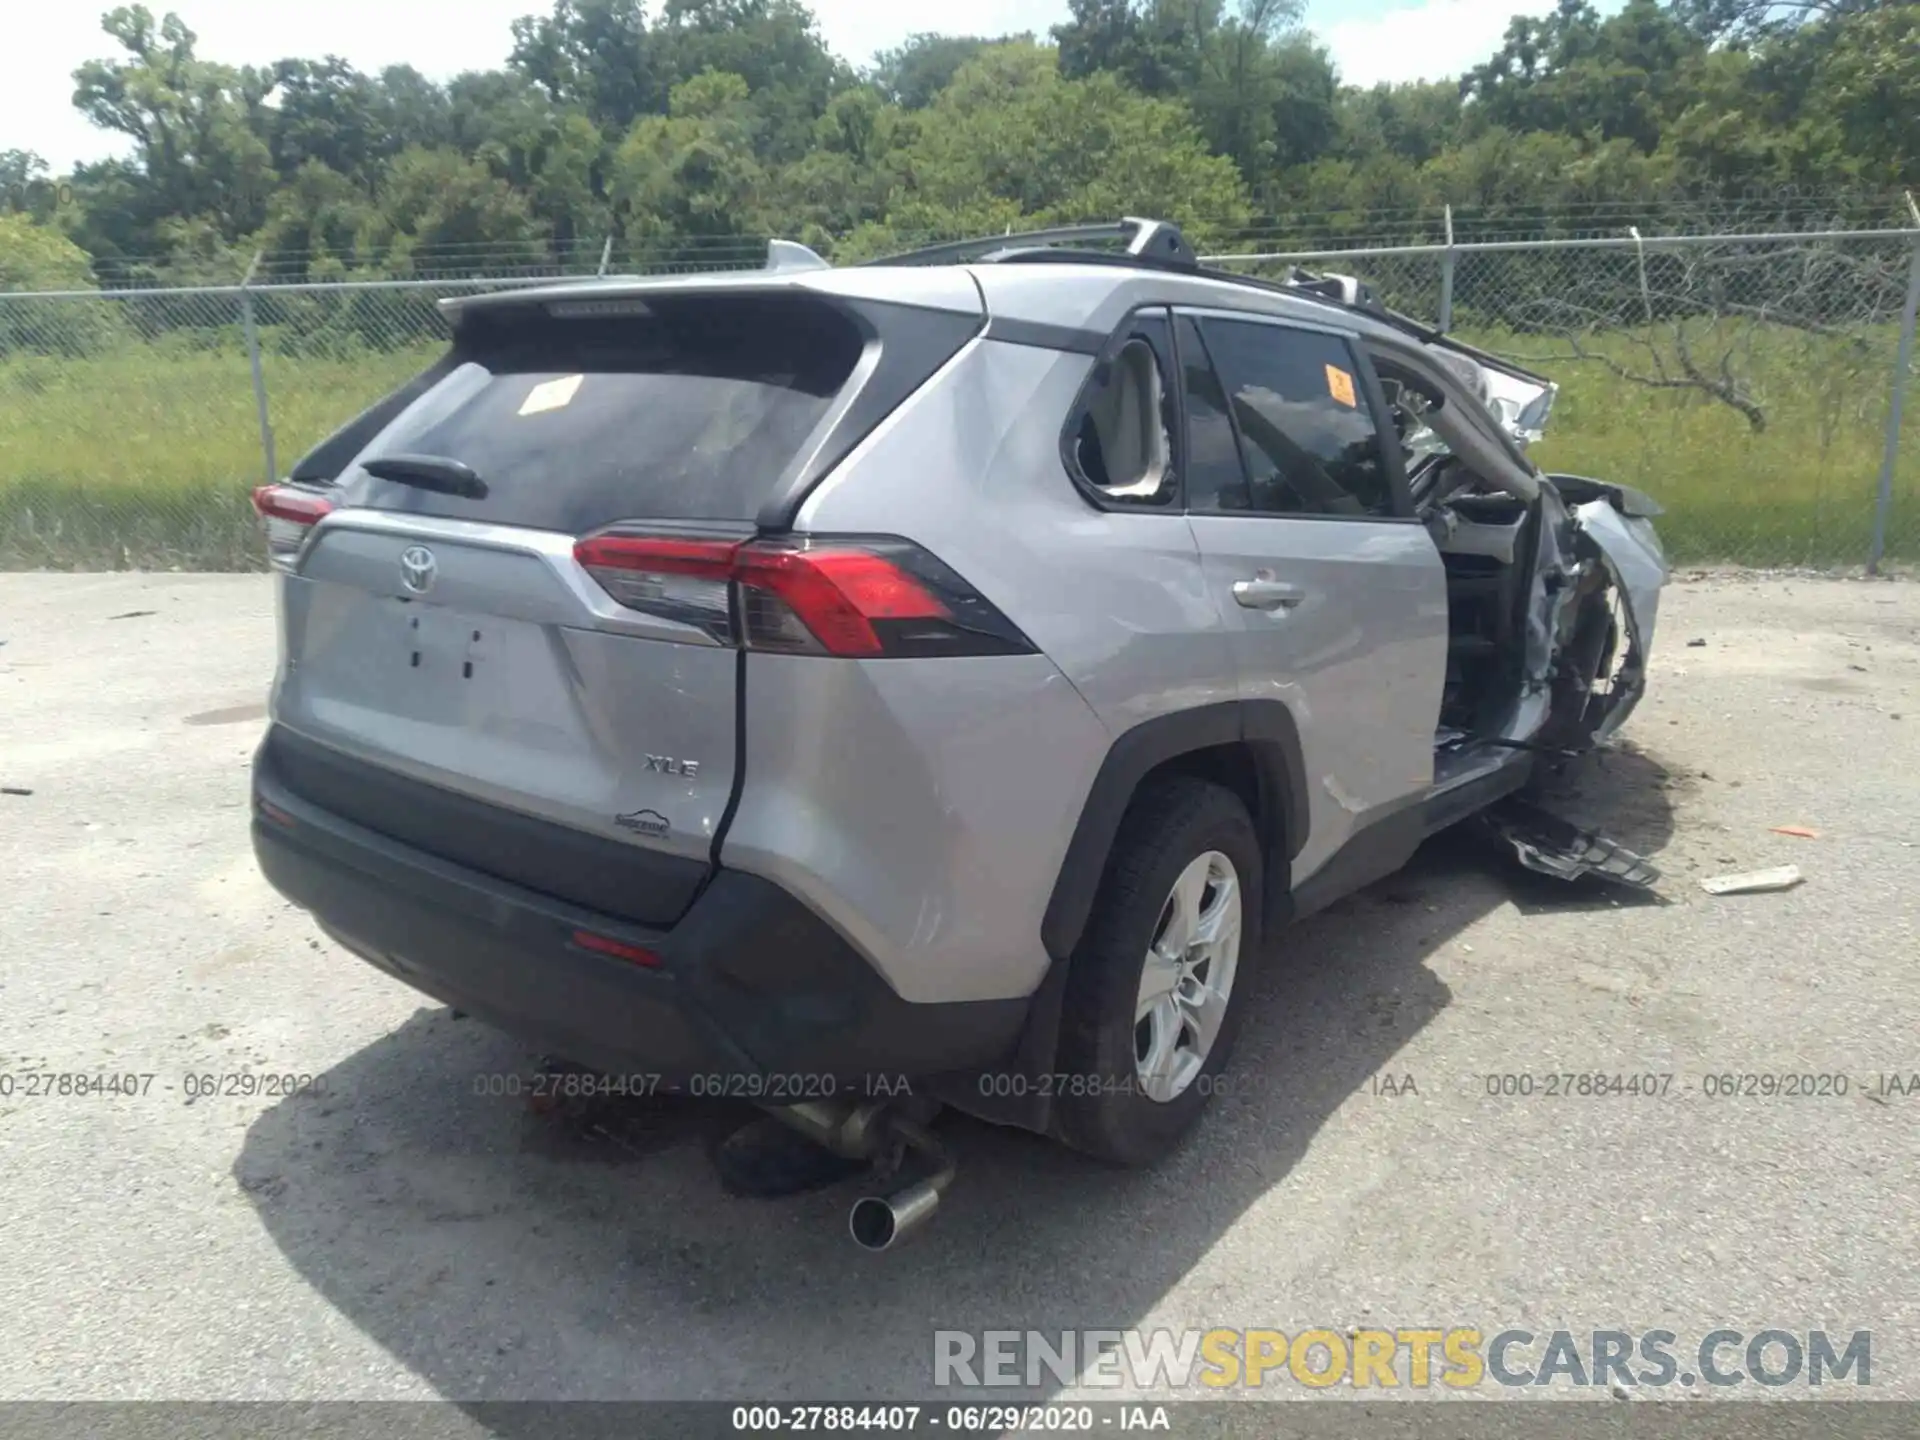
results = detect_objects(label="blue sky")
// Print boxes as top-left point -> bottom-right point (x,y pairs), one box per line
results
3,0 -> 1559,173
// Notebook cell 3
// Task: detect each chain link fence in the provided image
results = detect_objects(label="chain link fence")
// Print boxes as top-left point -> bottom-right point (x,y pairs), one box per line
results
3,224 -> 1917,570
1214,225 -> 1920,569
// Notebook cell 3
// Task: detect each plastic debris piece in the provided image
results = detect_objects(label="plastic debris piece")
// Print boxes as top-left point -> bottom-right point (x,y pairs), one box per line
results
1481,798 -> 1660,888
1700,865 -> 1803,896
1769,825 -> 1819,839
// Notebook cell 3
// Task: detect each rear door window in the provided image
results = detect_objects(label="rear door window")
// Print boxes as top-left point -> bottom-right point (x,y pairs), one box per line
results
342,294 -> 865,533
1196,317 -> 1396,518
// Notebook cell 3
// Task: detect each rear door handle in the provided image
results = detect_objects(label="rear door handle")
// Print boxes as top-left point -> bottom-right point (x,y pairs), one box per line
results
1232,578 -> 1306,611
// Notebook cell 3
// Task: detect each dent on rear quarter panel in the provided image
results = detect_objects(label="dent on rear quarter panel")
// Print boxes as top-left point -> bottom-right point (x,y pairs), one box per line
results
719,652 -> 1109,1005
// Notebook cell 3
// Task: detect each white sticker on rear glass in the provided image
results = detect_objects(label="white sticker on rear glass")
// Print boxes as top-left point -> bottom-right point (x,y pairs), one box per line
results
519,373 -> 584,416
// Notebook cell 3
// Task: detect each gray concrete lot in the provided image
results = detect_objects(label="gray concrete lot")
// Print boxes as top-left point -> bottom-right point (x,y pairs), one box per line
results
0,572 -> 1916,1406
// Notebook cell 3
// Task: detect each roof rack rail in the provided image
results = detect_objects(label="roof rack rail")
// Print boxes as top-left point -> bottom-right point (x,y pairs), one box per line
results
863,217 -> 1199,271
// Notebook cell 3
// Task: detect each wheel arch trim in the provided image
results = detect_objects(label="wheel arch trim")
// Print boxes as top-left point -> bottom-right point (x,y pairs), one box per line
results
1039,699 -> 1307,963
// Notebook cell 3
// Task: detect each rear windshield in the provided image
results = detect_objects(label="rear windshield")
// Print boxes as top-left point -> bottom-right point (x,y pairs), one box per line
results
341,294 -> 865,531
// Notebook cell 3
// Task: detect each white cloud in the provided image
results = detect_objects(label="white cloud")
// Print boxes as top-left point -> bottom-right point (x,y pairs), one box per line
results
1315,0 -> 1558,89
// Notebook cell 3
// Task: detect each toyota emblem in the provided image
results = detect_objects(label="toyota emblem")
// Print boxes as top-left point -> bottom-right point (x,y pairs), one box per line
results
399,545 -> 437,595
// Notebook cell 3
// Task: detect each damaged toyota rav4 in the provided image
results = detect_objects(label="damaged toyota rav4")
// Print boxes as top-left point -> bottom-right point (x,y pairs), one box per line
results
250,218 -> 1666,1241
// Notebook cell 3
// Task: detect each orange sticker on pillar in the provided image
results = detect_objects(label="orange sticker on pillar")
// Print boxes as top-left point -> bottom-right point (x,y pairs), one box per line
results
1325,364 -> 1357,408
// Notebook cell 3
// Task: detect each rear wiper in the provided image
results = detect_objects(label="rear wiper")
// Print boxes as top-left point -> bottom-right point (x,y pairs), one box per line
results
361,454 -> 488,500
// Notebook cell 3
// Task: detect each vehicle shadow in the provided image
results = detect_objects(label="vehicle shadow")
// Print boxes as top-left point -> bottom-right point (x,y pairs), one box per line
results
235,743 -> 1677,1407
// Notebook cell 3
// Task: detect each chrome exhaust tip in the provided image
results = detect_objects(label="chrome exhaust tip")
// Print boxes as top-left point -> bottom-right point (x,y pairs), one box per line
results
848,1116 -> 954,1251
849,1178 -> 944,1251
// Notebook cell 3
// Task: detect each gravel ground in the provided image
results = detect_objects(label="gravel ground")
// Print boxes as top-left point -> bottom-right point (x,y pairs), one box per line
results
0,571 -> 1916,1411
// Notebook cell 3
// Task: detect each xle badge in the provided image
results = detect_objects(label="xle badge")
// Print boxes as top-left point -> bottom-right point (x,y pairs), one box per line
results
616,809 -> 670,839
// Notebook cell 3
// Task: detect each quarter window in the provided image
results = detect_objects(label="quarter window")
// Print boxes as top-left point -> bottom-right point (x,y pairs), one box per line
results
1066,311 -> 1178,507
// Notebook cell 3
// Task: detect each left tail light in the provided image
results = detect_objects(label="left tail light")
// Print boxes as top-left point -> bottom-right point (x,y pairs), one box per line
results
252,484 -> 333,573
573,531 -> 1035,659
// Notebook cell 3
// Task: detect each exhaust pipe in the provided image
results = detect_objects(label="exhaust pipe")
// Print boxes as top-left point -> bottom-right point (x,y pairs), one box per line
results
848,1118 -> 954,1252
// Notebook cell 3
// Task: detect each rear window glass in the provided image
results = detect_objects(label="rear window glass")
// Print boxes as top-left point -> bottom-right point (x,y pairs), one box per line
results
342,294 -> 864,531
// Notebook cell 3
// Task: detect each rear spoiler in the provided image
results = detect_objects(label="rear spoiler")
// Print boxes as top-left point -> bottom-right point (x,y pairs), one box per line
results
439,238 -> 834,319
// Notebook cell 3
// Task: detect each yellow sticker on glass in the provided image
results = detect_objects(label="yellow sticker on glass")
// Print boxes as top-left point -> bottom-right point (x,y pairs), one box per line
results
519,373 -> 584,416
1325,364 -> 1357,408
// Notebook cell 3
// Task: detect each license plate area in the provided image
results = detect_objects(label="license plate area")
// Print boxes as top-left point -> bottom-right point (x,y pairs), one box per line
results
402,600 -> 488,682
388,598 -> 520,728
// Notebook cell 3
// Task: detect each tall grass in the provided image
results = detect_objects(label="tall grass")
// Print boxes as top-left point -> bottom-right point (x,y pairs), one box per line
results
1465,318 -> 1918,567
0,341 -> 435,569
0,320 -> 1913,569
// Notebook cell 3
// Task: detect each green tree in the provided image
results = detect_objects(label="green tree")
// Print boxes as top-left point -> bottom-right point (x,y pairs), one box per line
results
1054,0 -> 1203,95
866,42 -> 1251,249
367,145 -> 550,271
450,73 -> 613,248
1462,0 -> 1709,153
658,0 -> 849,161
69,7 -> 277,253
254,160 -> 380,270
368,66 -> 456,155
0,213 -> 121,354
511,0 -> 667,132
871,33 -> 1004,108
611,70 -> 771,245
1,151 -> 60,222
0,212 -> 97,290
1330,80 -> 1465,168
266,57 -> 387,186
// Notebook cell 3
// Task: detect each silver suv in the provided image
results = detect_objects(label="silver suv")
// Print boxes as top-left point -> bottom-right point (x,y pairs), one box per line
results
251,218 -> 1666,1179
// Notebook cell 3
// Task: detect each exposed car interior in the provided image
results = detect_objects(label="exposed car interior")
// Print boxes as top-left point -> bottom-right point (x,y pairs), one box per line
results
1372,356 -> 1542,748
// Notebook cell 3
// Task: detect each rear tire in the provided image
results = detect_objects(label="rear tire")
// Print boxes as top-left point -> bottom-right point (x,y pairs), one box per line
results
1053,777 -> 1263,1166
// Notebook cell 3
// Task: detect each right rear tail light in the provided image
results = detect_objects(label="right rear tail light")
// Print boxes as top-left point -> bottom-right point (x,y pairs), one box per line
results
573,530 -> 1034,658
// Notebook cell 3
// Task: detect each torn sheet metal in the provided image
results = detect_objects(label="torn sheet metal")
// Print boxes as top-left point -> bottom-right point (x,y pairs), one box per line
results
1572,496 -> 1667,668
1481,798 -> 1661,889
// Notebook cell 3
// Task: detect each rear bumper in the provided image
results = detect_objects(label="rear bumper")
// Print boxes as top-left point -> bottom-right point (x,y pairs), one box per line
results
252,751 -> 1028,1087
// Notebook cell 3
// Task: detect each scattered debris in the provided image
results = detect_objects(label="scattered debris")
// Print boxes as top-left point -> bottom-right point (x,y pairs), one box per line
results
1700,865 -> 1803,896
109,610 -> 157,621
1,787 -> 31,797
1849,664 -> 1868,673
1686,638 -> 1707,647
1481,798 -> 1661,889
1769,825 -> 1819,839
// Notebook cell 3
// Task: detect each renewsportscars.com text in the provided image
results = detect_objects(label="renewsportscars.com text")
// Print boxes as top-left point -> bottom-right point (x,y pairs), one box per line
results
933,1328 -> 1871,1390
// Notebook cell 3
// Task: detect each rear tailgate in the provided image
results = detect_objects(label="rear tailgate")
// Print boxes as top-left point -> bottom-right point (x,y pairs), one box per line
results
268,277 -> 982,927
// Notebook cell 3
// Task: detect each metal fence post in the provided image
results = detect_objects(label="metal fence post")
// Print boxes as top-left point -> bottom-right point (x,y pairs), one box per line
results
1437,205 -> 1455,333
240,250 -> 278,486
1867,192 -> 1920,575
